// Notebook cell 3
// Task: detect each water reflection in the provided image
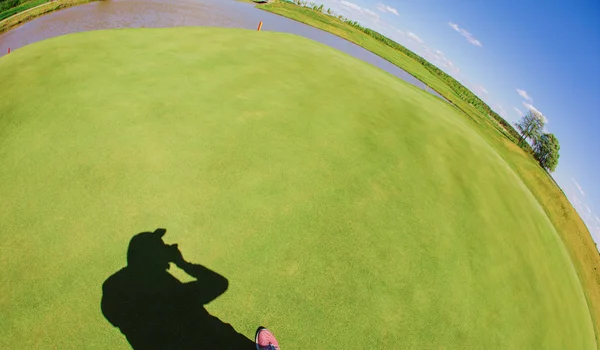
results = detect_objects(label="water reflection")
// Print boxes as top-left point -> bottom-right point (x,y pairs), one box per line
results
0,0 -> 444,99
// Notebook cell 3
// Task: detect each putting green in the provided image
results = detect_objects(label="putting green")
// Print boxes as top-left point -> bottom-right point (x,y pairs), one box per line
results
0,28 -> 595,349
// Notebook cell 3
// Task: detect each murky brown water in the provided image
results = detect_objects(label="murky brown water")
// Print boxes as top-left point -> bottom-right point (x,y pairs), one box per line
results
0,0 -> 444,99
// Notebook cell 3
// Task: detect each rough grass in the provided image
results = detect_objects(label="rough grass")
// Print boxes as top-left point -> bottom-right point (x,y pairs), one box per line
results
0,28 -> 596,349
257,2 -> 600,344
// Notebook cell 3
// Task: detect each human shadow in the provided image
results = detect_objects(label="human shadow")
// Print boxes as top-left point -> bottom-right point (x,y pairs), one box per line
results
101,228 -> 255,349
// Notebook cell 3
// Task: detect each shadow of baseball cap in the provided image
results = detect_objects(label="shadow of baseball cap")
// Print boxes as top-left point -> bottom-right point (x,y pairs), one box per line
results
127,228 -> 168,267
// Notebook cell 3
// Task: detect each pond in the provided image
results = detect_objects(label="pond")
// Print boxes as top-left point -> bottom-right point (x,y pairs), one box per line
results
0,0 -> 445,99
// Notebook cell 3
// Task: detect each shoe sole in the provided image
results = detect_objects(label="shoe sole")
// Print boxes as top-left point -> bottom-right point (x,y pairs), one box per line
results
255,326 -> 267,350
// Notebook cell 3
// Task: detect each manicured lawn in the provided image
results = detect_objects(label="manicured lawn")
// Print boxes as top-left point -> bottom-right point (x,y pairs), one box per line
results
0,28 -> 595,348
258,2 -> 600,342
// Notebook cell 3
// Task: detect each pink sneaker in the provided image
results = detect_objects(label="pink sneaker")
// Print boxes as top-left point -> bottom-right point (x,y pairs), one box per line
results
255,326 -> 280,350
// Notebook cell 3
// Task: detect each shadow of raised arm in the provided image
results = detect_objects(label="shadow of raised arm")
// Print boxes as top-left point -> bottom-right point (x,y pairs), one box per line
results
177,261 -> 229,305
100,229 -> 255,349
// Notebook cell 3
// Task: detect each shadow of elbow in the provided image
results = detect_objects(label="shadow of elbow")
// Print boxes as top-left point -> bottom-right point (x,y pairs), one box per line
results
220,276 -> 229,293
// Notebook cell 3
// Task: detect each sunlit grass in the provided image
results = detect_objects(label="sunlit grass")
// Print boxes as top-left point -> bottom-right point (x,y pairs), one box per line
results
0,28 -> 595,348
256,3 -> 600,343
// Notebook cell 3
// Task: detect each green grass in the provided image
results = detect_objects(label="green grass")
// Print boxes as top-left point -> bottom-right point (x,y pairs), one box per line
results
0,0 -> 49,21
0,28 -> 596,349
257,2 -> 526,146
257,2 -> 600,344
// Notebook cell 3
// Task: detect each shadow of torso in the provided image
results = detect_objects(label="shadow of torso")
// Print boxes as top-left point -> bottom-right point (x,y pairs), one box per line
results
101,266 -> 254,349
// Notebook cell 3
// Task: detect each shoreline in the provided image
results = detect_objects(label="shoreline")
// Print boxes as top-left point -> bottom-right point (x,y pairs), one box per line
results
0,0 -> 99,34
252,3 -> 470,116
0,0 -> 598,343
254,2 -> 521,143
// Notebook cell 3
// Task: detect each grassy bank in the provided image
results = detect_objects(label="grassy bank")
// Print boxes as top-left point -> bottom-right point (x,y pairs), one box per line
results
0,27 -> 596,348
256,2 -> 521,144
257,1 -> 600,343
0,0 -> 97,33
0,0 -> 50,21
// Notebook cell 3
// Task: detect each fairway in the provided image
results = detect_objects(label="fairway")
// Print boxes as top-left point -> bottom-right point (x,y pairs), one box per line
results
0,28 -> 595,348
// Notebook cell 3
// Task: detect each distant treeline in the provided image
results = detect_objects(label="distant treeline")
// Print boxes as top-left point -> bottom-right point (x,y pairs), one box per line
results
287,0 -> 523,145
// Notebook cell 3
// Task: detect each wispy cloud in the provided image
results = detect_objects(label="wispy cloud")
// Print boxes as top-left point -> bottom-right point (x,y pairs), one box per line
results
375,3 -> 399,16
337,0 -> 380,22
326,1 -> 461,78
517,88 -> 533,102
339,0 -> 361,11
417,44 -> 460,75
448,22 -> 482,47
407,32 -> 424,44
364,8 -> 379,17
513,107 -> 524,117
573,178 -> 585,196
522,102 -> 548,123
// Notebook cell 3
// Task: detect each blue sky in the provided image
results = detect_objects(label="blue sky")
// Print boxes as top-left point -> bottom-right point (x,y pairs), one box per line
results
315,0 -> 600,248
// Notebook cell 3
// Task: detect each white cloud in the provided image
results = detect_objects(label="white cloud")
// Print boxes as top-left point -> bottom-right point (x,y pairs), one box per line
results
325,0 -> 462,78
339,0 -> 361,11
479,87 -> 488,96
572,178 -> 585,197
448,22 -> 482,47
522,102 -> 548,123
513,107 -> 524,117
517,88 -> 533,102
333,0 -> 380,24
364,8 -> 379,18
357,15 -> 403,41
407,32 -> 424,44
376,3 -> 399,16
416,44 -> 460,76
325,1 -> 462,78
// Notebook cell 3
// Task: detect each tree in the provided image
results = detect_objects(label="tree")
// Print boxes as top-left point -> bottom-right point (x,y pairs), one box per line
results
515,110 -> 545,146
533,133 -> 560,172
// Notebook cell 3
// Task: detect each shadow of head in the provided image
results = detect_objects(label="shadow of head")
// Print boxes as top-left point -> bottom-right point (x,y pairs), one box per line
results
101,229 -> 254,349
126,228 -> 171,271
